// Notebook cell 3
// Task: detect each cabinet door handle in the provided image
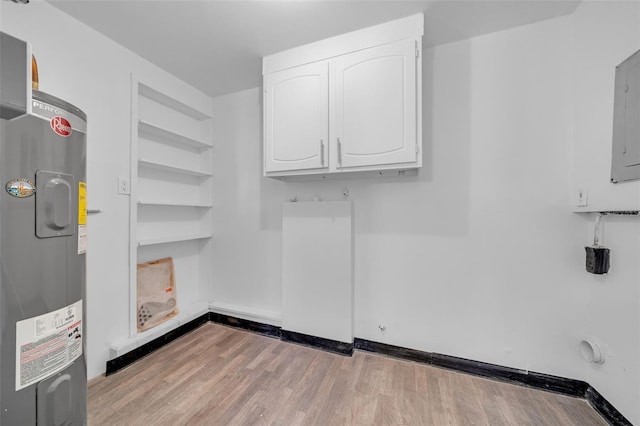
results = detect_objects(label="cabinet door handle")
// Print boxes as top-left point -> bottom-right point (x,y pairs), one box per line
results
320,140 -> 325,166
337,137 -> 343,166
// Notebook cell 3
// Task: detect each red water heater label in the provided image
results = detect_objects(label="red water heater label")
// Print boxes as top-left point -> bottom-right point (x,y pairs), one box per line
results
50,116 -> 72,137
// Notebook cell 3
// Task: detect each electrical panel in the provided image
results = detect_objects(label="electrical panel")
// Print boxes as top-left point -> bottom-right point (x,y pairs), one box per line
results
611,49 -> 640,183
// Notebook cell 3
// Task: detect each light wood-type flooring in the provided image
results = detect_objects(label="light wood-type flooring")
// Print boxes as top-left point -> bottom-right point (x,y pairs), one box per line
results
88,323 -> 607,425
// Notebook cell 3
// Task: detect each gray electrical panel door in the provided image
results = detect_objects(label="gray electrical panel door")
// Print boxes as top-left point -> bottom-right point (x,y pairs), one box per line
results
611,49 -> 640,182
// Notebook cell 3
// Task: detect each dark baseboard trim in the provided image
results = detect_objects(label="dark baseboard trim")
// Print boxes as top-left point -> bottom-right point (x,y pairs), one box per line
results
354,338 -> 430,364
105,313 -> 209,376
281,329 -> 353,356
104,315 -> 630,425
355,338 -> 631,426
208,312 -> 280,338
355,338 -> 586,397
428,352 -> 587,398
586,386 -> 633,426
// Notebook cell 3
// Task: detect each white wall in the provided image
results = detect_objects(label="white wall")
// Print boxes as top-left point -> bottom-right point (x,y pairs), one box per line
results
208,88 -> 284,324
211,5 -> 639,424
570,1 -> 640,422
0,1 -> 211,380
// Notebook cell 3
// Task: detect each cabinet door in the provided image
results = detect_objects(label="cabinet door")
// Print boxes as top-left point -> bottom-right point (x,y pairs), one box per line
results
264,61 -> 329,173
333,39 -> 418,169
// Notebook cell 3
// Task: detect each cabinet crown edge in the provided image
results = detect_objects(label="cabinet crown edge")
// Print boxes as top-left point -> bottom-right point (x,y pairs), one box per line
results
262,13 -> 424,75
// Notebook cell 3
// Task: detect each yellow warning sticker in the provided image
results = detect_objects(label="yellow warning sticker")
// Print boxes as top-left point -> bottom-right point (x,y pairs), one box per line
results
78,182 -> 87,225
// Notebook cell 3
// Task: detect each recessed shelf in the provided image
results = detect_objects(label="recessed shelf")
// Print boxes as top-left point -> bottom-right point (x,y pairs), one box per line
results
138,121 -> 212,151
138,201 -> 212,208
130,76 -> 213,340
137,233 -> 212,246
139,83 -> 212,121
138,158 -> 212,177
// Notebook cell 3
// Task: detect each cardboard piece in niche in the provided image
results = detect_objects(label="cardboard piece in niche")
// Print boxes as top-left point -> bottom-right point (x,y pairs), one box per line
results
137,257 -> 178,332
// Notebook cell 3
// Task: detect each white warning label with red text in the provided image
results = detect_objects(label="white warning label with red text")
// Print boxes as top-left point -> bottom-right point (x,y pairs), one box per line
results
15,300 -> 83,391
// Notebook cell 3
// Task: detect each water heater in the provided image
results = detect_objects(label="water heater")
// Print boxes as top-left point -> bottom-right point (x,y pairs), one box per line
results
1,32 -> 87,425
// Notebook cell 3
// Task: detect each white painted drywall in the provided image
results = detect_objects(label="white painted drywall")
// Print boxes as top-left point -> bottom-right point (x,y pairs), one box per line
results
570,2 -> 640,422
0,1 -> 212,380
282,201 -> 353,343
207,88 -> 284,324
210,6 -> 639,423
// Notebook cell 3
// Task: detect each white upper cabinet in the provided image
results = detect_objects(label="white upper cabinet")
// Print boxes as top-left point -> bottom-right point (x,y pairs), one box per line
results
334,39 -> 418,169
264,61 -> 328,173
263,14 -> 423,178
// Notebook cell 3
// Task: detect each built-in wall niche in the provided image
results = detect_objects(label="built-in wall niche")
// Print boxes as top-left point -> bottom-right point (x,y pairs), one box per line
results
118,75 -> 213,353
133,81 -> 212,247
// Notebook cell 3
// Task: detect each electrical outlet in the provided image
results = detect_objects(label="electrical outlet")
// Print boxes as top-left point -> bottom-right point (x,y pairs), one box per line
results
577,187 -> 588,207
118,176 -> 130,195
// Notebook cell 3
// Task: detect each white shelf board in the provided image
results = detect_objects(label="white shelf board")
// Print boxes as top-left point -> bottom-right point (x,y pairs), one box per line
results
138,158 -> 212,177
138,233 -> 212,246
138,83 -> 212,121
138,200 -> 212,208
138,120 -> 212,151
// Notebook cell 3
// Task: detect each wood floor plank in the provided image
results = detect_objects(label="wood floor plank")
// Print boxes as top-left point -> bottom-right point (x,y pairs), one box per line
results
350,391 -> 380,425
309,364 -> 350,425
89,323 -> 609,426
416,364 -> 448,425
470,377 -> 520,426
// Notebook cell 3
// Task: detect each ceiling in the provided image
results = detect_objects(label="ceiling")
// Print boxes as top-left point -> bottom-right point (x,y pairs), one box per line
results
48,0 -> 580,97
